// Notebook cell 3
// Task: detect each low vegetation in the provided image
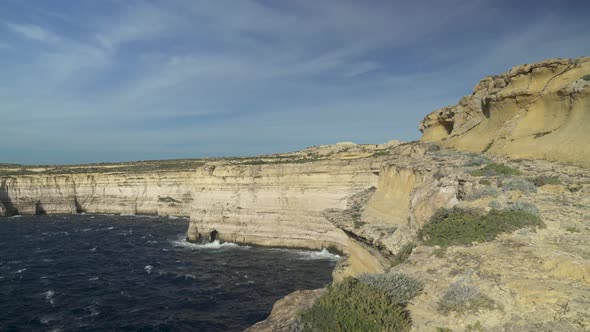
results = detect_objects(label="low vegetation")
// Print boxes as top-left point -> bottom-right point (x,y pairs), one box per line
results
505,201 -> 540,217
391,242 -> 416,266
464,156 -> 491,167
0,159 -> 207,176
502,178 -> 537,193
466,186 -> 499,200
582,74 -> 590,81
470,163 -> 521,176
357,273 -> 423,304
531,175 -> 561,187
418,207 -> 544,247
438,277 -> 497,314
300,277 -> 413,332
566,226 -> 580,233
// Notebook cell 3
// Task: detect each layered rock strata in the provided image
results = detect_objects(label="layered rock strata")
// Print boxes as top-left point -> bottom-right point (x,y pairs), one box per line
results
420,56 -> 590,167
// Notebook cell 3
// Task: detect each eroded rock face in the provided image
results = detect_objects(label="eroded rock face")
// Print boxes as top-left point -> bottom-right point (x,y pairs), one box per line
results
244,289 -> 324,332
0,172 -> 197,216
420,56 -> 590,167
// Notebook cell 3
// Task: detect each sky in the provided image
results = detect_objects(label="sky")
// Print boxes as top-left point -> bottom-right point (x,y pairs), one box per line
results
0,0 -> 589,164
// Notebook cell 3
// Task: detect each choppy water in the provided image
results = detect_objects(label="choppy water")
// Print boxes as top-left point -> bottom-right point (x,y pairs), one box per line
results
0,215 -> 338,331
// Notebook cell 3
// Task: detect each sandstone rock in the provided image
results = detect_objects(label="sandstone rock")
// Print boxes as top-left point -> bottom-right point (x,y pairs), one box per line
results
419,56 -> 590,167
245,289 -> 324,332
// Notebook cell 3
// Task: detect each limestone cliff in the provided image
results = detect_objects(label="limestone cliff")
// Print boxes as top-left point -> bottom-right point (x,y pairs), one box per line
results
420,56 -> 590,167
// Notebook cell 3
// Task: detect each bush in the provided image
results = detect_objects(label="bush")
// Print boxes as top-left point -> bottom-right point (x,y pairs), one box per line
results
505,201 -> 540,217
488,200 -> 501,209
419,208 -> 544,247
391,242 -> 416,266
464,156 -> 491,167
438,278 -> 497,314
466,186 -> 499,200
300,278 -> 412,332
502,178 -> 537,193
582,74 -> 590,81
470,163 -> 521,177
357,273 -> 423,304
531,175 -> 561,187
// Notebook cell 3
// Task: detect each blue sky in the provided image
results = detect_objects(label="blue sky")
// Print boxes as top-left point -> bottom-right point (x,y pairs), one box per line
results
1,0 -> 589,164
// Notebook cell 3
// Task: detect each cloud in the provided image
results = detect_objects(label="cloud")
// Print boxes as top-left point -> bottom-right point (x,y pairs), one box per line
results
4,22 -> 61,43
0,0 -> 589,164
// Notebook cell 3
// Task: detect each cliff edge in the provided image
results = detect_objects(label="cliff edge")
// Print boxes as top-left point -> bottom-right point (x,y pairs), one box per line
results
419,56 -> 590,167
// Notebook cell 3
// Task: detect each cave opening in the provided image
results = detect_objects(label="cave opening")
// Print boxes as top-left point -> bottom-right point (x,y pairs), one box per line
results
35,200 -> 47,215
441,120 -> 454,135
210,230 -> 219,242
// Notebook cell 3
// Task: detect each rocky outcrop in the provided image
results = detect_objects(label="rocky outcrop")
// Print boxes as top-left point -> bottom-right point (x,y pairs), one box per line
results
420,56 -> 590,167
244,289 -> 324,332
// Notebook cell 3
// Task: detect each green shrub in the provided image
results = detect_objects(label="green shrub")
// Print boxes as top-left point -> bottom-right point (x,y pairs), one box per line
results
581,74 -> 590,81
466,186 -> 499,200
566,226 -> 580,233
505,201 -> 540,217
568,184 -> 582,193
419,208 -> 544,247
300,278 -> 412,332
531,175 -> 561,187
464,156 -> 491,167
438,278 -> 497,314
391,242 -> 416,266
502,178 -> 537,193
432,247 -> 447,258
357,273 -> 423,304
488,200 -> 501,209
470,163 -> 521,177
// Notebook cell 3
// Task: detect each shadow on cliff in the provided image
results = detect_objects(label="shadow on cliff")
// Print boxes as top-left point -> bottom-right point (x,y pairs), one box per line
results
0,179 -> 19,216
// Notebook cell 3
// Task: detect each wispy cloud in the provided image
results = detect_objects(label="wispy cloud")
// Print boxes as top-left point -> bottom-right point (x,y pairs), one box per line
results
4,22 -> 61,43
0,0 -> 588,164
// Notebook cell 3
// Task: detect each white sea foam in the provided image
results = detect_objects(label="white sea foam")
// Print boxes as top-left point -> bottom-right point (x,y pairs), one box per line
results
273,248 -> 341,261
107,227 -> 114,230
15,268 -> 27,273
9,215 -> 21,218
44,290 -> 55,301
90,247 -> 97,252
43,290 -> 56,305
120,213 -> 135,216
171,238 -> 243,250
81,228 -> 92,232
88,276 -> 99,281
144,265 -> 153,274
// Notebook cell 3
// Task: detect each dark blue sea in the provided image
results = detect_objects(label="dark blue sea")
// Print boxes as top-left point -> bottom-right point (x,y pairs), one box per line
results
0,215 -> 338,331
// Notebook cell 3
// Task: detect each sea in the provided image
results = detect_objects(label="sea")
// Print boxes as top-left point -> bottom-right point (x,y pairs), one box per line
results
0,214 -> 338,331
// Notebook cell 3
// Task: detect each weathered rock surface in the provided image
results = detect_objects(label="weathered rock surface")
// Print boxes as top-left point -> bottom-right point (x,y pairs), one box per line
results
245,289 -> 324,332
420,56 -> 590,167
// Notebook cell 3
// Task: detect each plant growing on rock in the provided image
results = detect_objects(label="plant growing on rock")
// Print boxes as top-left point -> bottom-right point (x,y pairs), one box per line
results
300,277 -> 412,332
470,163 -> 521,177
466,186 -> 499,200
502,178 -> 537,193
438,277 -> 497,314
391,242 -> 416,266
418,207 -> 544,247
531,175 -> 561,187
464,156 -> 491,167
357,273 -> 423,304
505,201 -> 540,217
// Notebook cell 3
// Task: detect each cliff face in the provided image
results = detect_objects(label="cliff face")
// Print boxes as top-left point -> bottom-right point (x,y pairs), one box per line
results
419,56 -> 590,167
0,172 -> 197,217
